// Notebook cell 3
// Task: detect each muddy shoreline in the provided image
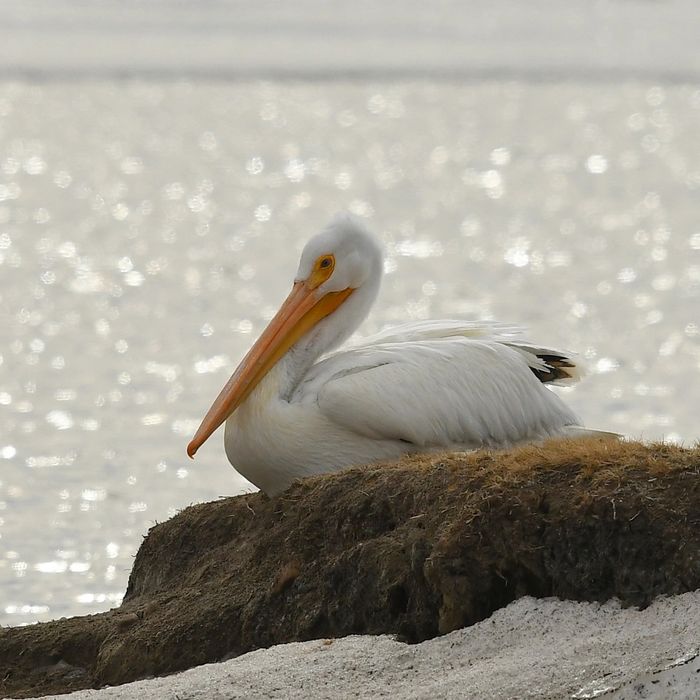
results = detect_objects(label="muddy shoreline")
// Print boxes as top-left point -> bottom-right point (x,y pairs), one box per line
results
1,438 -> 699,698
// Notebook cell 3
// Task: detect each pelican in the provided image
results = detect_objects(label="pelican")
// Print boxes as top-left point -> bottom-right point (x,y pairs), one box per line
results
188,213 -> 608,495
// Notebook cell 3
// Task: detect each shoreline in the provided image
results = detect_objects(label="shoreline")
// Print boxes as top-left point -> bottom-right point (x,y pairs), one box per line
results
2,1 -> 700,81
2,438 -> 699,698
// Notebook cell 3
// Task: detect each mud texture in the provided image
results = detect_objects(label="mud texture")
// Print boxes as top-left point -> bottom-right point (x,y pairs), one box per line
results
1,438 -> 699,698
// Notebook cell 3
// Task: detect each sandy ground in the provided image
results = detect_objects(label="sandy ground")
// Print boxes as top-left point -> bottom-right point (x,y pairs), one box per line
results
35,592 -> 700,700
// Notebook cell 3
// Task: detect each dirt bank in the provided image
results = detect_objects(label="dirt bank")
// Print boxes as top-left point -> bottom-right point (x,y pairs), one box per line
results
1,438 -> 699,698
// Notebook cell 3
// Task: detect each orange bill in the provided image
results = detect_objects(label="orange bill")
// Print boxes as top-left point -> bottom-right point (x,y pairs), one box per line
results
187,280 -> 353,458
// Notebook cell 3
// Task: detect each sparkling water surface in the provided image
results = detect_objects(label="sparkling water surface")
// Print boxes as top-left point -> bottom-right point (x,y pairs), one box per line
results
1,81 -> 699,625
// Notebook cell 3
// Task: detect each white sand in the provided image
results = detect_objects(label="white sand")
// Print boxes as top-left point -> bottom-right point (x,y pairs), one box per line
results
39,592 -> 700,700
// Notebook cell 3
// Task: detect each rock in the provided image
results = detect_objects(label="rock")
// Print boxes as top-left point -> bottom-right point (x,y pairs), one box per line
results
1,438 -> 699,699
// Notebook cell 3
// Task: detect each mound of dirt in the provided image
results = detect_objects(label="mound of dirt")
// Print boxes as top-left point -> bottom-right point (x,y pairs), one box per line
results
1,439 -> 699,699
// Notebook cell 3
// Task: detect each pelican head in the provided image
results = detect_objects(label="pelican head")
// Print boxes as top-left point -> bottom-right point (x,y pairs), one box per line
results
187,213 -> 384,458
295,212 -> 384,293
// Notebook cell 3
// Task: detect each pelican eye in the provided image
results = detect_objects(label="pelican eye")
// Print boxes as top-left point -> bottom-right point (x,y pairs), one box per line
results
314,254 -> 335,273
308,254 -> 336,289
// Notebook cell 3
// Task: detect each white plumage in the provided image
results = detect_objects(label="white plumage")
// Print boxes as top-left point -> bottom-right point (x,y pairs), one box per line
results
189,213 -> 607,495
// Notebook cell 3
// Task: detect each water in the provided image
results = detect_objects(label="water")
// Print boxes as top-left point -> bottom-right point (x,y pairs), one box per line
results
1,8 -> 700,627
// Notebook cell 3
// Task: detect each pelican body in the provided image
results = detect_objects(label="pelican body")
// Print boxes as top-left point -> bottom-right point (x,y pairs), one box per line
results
188,213 -> 601,495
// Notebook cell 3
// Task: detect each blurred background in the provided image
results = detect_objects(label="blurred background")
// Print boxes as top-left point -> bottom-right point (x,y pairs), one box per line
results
1,0 -> 699,625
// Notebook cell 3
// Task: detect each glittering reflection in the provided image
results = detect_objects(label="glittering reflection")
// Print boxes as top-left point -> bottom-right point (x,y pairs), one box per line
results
75,593 -> 123,606
1,445 -> 17,459
393,240 -> 444,258
0,79 -> 699,626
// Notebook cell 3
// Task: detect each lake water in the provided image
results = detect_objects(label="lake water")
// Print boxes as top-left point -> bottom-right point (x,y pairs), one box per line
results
1,4 -> 700,627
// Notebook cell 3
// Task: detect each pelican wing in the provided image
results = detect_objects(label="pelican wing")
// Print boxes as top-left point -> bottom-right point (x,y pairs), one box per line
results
348,319 -> 522,345
356,321 -> 585,385
294,323 -> 581,448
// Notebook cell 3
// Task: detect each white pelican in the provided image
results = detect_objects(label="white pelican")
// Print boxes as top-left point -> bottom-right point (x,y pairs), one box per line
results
188,213 -> 607,495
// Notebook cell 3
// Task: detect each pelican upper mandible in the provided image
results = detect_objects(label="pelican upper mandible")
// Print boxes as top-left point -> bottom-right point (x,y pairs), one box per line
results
188,212 -> 608,495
